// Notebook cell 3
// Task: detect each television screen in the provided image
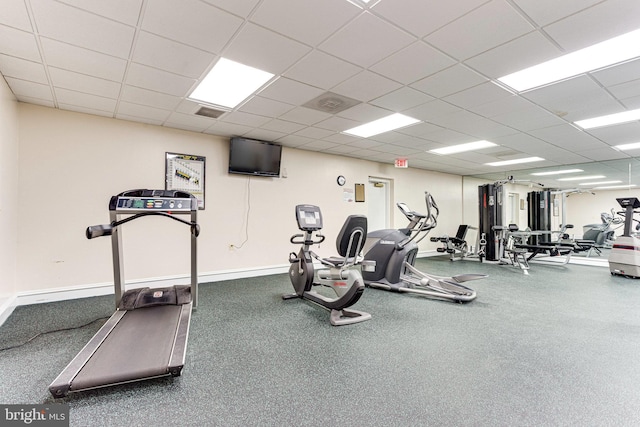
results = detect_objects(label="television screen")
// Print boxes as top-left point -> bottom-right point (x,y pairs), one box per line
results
228,137 -> 282,177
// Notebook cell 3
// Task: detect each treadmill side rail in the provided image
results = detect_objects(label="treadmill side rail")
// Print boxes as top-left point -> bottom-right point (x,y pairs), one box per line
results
48,310 -> 126,398
168,302 -> 192,376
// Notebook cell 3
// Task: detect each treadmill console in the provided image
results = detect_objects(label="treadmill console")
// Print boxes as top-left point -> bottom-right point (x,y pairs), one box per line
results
295,204 -> 323,231
617,197 -> 640,209
114,196 -> 194,212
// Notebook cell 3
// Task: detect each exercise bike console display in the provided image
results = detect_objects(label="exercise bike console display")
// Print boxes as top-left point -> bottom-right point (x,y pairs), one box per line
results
295,204 -> 323,231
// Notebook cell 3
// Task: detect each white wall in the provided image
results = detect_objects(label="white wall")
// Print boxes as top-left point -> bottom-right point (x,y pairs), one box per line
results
0,76 -> 19,308
16,104 -> 464,295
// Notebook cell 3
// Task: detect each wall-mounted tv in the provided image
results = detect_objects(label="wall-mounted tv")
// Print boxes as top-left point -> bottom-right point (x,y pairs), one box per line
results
228,137 -> 282,177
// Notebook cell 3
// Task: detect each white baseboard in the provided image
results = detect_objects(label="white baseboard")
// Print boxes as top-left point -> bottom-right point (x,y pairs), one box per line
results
0,295 -> 17,327
0,264 -> 290,327
1,253 -> 439,326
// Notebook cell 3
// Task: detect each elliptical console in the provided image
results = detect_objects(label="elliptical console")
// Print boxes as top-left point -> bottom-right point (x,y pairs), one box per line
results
283,204 -> 371,326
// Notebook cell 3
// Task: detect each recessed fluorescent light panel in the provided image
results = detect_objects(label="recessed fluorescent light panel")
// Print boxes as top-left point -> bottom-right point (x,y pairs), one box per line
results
575,108 -> 640,130
342,113 -> 421,138
530,169 -> 583,176
614,142 -> 640,151
594,184 -> 637,190
485,157 -> 544,167
188,58 -> 275,109
557,175 -> 606,181
429,140 -> 497,155
498,28 -> 640,92
579,181 -> 621,186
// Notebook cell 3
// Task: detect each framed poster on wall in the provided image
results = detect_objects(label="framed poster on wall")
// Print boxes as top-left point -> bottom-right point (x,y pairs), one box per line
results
165,152 -> 206,209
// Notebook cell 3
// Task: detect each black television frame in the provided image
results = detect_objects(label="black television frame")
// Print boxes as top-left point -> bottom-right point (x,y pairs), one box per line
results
228,137 -> 282,178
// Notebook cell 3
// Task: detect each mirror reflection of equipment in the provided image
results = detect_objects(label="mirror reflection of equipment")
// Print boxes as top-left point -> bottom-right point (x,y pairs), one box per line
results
609,197 -> 640,278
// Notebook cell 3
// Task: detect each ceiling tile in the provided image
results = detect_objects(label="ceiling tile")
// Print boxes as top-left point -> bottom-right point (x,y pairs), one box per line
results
512,0 -> 601,27
373,0 -> 489,38
56,0 -> 143,26
224,23 -> 311,75
579,147 -> 631,161
125,63 -> 196,97
55,87 -> 117,112
0,54 -> 47,83
528,124 -> 608,151
319,12 -> 415,68
543,0 -> 640,51
280,107 -> 331,126
425,0 -> 533,61
592,58 -> 640,87
238,96 -> 294,117
293,126 -> 334,139
200,0 -> 261,18
41,37 -> 127,81
284,50 -> 362,90
371,87 -> 434,112
243,128 -> 287,141
142,0 -> 243,54
5,77 -> 52,101
260,118 -> 306,134
522,76 -> 621,121
298,139 -> 339,151
490,105 -> 565,131
0,25 -> 40,62
116,101 -> 172,121
465,31 -> 561,79
221,111 -> 271,127
120,85 -> 182,110
31,0 -> 135,58
411,64 -> 486,98
132,31 -> 215,78
370,41 -> 456,84
259,77 -> 325,105
584,122 -> 640,145
204,121 -> 253,137
337,103 -> 391,122
404,99 -> 462,122
251,0 -> 358,46
1,0 -> 32,31
444,82 -> 512,110
49,67 -> 121,99
165,112 -> 215,132
314,116 -> 361,132
331,70 -> 402,102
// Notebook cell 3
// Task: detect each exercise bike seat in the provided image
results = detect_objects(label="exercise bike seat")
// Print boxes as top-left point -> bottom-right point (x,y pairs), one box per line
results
334,214 -> 368,264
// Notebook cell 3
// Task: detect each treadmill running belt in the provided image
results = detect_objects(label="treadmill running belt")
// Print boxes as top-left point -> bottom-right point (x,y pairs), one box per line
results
70,305 -> 183,391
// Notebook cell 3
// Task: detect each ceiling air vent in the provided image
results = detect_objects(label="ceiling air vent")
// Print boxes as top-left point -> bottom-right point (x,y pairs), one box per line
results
194,105 -> 227,119
303,92 -> 361,114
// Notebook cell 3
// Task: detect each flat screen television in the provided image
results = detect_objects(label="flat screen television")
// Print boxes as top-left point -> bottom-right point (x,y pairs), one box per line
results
228,137 -> 282,177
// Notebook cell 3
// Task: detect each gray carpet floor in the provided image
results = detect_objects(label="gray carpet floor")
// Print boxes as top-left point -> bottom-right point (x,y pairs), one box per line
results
1,255 -> 640,426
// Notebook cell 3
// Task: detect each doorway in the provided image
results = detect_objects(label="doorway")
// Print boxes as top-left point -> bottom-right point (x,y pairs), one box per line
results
368,177 -> 392,232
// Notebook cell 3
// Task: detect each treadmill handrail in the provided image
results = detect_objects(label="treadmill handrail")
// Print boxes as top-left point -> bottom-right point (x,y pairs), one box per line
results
87,212 -> 200,239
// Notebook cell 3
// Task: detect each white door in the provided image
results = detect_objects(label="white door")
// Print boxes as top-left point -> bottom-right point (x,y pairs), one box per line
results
368,178 -> 392,232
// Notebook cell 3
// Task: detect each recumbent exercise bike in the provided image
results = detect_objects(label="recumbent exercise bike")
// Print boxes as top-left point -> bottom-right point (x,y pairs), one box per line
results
283,204 -> 371,326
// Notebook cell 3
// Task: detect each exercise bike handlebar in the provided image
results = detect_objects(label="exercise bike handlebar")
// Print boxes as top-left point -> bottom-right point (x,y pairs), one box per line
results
290,232 -> 325,245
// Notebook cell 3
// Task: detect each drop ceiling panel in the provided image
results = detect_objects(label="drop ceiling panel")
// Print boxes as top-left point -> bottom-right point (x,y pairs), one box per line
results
0,25 -> 41,62
259,77 -> 325,105
250,0 -> 358,47
337,103 -> 390,122
0,54 -> 47,83
141,0 -> 243,53
410,65 -> 486,98
444,82 -> 512,110
57,0 -> 143,26
371,87 -> 434,112
464,31 -> 561,79
201,0 -> 261,19
331,70 -> 402,103
284,50 -> 362,90
41,38 -> 127,82
543,0 -> 640,51
116,101 -> 172,122
584,122 -> 640,145
260,118 -> 306,134
490,105 -> 565,131
239,96 -> 295,118
528,124 -> 608,151
1,0 -> 31,31
425,0 -> 534,61
370,41 -> 456,84
54,87 -> 117,112
293,126 -> 334,139
579,147 -> 631,162
591,58 -> 640,87
125,63 -> 195,97
5,77 -> 52,101
280,107 -> 332,126
512,0 -> 601,27
120,85 -> 182,110
224,23 -> 311,75
132,31 -> 215,78
319,12 -> 415,68
373,0 -> 489,38
30,0 -> 135,58
49,68 -> 121,99
220,111 -> 271,127
404,100 -> 462,122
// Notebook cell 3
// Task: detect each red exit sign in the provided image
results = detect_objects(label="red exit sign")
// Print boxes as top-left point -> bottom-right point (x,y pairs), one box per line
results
394,158 -> 408,168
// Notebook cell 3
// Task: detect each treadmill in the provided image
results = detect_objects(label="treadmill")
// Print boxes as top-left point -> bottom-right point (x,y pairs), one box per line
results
49,189 -> 199,398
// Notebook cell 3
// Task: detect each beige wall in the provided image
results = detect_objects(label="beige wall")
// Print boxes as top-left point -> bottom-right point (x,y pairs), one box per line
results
0,77 -> 19,303
16,104 -> 464,294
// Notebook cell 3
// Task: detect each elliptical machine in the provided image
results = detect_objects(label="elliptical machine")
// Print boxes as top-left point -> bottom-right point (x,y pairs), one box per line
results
283,204 -> 371,325
609,197 -> 640,278
361,192 -> 484,303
